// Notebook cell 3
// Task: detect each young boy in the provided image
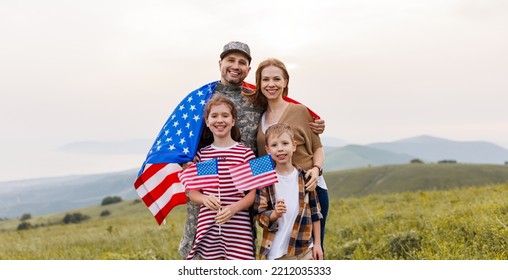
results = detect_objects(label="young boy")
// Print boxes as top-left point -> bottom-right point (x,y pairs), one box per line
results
254,123 -> 323,260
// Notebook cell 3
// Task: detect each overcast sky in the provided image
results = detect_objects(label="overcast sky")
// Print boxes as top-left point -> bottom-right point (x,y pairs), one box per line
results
1,0 -> 507,181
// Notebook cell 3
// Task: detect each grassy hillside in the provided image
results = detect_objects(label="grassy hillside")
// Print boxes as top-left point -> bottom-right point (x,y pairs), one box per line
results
1,182 -> 508,260
324,163 -> 508,199
326,183 -> 508,260
0,199 -> 186,260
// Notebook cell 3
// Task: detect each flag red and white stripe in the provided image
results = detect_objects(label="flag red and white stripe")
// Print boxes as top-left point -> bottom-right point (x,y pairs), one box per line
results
229,155 -> 278,191
134,163 -> 187,225
178,158 -> 219,191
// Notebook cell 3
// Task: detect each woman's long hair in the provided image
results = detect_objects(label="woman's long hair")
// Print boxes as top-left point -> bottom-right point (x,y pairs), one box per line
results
251,58 -> 290,108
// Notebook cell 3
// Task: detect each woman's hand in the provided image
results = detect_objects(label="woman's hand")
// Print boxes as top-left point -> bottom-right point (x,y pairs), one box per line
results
305,168 -> 319,191
309,118 -> 325,134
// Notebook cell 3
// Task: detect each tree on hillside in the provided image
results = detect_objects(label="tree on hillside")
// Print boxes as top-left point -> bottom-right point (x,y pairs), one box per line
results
20,213 -> 32,221
101,196 -> 122,206
438,159 -> 457,164
410,159 -> 424,164
63,212 -> 90,224
17,221 -> 33,231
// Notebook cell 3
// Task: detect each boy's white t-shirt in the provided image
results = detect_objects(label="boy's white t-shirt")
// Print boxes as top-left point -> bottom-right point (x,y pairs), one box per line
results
267,167 -> 300,260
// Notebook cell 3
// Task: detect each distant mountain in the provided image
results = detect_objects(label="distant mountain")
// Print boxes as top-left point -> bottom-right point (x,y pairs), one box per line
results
57,136 -> 508,165
324,144 -> 414,171
57,139 -> 152,154
321,136 -> 348,147
368,135 -> 508,164
0,169 -> 139,219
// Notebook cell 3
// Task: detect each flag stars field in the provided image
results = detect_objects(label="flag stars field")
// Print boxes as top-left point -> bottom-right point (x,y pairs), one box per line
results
135,81 -> 224,224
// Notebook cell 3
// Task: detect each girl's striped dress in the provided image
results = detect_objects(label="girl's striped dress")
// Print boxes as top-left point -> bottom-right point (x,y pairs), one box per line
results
186,142 -> 256,260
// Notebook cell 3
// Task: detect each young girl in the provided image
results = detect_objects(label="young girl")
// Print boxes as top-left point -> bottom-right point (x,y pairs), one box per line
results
254,123 -> 323,260
186,94 -> 256,260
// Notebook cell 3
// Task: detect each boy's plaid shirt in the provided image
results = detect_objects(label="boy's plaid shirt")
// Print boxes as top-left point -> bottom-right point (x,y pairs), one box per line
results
254,168 -> 322,259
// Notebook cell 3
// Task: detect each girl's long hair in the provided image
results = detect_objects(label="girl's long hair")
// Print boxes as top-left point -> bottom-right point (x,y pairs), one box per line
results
200,94 -> 242,147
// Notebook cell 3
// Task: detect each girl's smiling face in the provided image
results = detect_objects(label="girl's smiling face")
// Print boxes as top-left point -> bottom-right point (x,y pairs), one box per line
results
205,102 -> 236,140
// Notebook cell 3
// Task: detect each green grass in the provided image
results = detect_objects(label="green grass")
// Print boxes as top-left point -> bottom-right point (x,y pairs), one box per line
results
0,200 -> 186,260
1,183 -> 507,260
326,184 -> 508,259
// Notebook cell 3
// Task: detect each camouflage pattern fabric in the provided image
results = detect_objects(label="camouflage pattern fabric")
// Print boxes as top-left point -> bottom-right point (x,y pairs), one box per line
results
178,198 -> 199,258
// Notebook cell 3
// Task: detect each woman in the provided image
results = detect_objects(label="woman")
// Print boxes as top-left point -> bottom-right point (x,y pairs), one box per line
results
252,58 -> 329,256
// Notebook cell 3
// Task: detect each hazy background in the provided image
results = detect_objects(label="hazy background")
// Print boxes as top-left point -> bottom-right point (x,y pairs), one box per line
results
1,0 -> 507,181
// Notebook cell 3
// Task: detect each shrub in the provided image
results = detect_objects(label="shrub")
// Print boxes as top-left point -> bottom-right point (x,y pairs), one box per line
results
101,196 -> 122,206
17,221 -> 33,231
100,210 -> 111,217
438,160 -> 457,164
63,212 -> 90,224
410,159 -> 424,164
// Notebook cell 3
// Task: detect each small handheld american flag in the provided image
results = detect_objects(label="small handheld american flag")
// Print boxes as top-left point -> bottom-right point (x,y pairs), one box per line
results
229,155 -> 278,191
178,158 -> 219,191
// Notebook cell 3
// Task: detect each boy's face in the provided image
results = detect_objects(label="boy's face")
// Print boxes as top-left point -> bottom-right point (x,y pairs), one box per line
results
265,132 -> 296,165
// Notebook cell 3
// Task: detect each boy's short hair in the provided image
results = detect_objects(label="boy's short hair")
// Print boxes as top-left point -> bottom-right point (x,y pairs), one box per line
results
264,123 -> 295,146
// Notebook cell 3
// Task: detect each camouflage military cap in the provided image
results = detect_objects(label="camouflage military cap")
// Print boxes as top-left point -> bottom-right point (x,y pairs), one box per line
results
220,41 -> 252,63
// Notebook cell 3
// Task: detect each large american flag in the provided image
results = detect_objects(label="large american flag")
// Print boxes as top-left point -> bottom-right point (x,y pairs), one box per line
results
134,81 -> 218,225
134,81 -> 320,225
229,155 -> 278,191
178,158 -> 219,191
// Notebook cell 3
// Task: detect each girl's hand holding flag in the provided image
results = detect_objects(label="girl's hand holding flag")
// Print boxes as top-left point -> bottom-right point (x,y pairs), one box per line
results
202,194 -> 221,211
